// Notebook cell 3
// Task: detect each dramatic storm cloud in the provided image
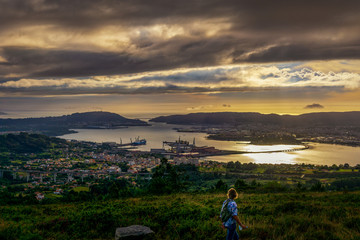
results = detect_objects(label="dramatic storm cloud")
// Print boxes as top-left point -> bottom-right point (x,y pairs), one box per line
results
0,0 -> 360,80
1,64 -> 359,95
0,0 -> 359,115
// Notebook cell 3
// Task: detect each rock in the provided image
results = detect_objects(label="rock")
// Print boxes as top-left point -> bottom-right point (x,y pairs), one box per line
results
115,225 -> 154,240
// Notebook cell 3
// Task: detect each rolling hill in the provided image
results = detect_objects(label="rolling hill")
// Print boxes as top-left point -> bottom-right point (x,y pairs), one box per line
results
150,111 -> 360,127
0,111 -> 149,136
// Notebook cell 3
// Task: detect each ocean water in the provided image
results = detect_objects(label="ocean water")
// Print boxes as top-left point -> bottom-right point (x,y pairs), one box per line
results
60,122 -> 360,166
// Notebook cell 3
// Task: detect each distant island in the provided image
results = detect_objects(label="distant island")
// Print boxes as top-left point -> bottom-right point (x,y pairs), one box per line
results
0,111 -> 149,136
150,112 -> 360,146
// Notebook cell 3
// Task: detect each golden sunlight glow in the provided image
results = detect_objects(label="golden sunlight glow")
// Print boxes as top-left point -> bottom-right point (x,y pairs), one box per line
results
0,19 -> 232,53
0,56 -> 7,63
297,60 -> 360,74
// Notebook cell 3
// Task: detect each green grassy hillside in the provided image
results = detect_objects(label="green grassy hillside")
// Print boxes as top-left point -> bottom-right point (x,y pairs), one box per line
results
1,191 -> 360,240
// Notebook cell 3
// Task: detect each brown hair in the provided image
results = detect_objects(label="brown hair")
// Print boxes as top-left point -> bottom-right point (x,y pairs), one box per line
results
227,188 -> 238,199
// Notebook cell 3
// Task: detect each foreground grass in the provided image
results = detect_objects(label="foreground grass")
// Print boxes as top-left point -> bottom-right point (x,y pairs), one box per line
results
1,191 -> 360,240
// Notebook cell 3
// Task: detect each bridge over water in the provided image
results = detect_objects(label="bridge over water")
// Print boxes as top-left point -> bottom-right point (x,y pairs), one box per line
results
193,144 -> 309,157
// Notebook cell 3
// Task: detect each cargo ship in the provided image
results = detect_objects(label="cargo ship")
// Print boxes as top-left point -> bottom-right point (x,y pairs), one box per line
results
131,136 -> 147,146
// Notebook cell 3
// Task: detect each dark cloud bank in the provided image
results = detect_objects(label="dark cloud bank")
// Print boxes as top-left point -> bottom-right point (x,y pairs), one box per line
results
1,0 -> 360,81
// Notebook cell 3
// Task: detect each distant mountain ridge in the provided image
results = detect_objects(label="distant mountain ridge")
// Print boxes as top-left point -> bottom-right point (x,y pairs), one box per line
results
0,111 -> 149,136
150,111 -> 360,127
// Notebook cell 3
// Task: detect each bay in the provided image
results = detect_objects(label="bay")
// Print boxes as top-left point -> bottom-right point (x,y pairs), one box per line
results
59,122 -> 360,166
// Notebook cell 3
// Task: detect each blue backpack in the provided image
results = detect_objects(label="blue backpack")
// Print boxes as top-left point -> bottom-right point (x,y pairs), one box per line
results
220,199 -> 232,222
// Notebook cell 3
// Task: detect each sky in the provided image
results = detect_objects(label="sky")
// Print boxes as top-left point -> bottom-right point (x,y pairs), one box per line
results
0,0 -> 360,118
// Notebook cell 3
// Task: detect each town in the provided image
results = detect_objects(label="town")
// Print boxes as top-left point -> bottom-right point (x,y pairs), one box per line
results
1,133 -> 360,203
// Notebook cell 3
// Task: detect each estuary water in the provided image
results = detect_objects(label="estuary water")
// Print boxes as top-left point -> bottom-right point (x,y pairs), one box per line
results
59,122 -> 360,166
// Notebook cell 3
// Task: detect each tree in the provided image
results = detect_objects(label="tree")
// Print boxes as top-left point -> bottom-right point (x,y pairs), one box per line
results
148,158 -> 184,194
90,183 -> 108,196
215,179 -> 228,191
296,182 -> 306,192
250,179 -> 260,188
227,161 -> 235,169
331,164 -> 339,170
234,179 -> 248,191
235,161 -> 242,170
109,179 -> 131,198
310,181 -> 325,192
118,162 -> 129,172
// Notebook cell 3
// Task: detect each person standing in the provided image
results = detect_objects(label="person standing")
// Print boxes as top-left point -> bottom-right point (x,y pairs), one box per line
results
220,188 -> 247,240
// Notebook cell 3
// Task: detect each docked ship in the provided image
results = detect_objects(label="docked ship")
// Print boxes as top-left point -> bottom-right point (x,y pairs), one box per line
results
131,136 -> 147,146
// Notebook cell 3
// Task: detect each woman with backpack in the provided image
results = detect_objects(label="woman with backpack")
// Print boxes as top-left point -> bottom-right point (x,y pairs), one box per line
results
220,188 -> 247,240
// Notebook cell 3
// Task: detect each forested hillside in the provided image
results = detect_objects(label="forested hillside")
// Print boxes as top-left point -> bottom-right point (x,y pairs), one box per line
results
0,133 -> 66,153
150,111 -> 360,127
0,111 -> 149,136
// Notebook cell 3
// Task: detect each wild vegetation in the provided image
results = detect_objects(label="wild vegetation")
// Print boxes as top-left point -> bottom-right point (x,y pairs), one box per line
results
1,191 -> 360,240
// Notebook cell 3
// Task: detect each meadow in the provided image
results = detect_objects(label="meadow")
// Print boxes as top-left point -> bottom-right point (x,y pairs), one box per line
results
1,191 -> 360,240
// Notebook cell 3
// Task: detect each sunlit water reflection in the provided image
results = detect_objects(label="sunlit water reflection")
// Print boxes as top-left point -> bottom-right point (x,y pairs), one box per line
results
205,152 -> 298,164
60,122 -> 360,166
